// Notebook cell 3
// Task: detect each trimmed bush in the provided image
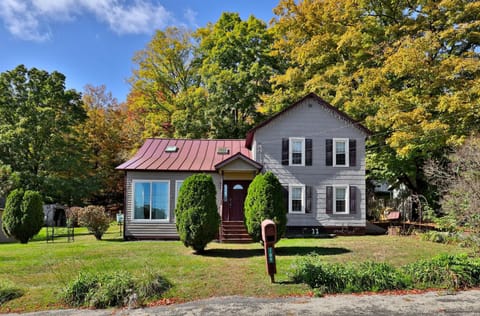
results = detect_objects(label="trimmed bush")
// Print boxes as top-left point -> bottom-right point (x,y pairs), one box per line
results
175,174 -> 220,253
0,280 -> 24,305
2,189 -> 44,244
78,205 -> 110,240
244,172 -> 287,243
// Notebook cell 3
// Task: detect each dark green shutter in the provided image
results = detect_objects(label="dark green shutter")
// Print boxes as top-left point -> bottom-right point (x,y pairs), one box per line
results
306,186 -> 312,213
326,139 -> 333,166
349,139 -> 356,167
306,139 -> 313,166
349,186 -> 357,214
282,138 -> 289,165
326,186 -> 333,214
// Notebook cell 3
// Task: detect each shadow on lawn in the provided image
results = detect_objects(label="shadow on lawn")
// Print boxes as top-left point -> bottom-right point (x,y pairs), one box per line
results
203,246 -> 350,258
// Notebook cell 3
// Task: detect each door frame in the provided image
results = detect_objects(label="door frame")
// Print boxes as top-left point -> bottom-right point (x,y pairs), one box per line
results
222,180 -> 251,222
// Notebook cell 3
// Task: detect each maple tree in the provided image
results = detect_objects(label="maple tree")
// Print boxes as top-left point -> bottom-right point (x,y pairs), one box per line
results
268,0 -> 480,197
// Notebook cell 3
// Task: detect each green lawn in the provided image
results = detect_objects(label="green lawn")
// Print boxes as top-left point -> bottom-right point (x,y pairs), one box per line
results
0,226 -> 469,312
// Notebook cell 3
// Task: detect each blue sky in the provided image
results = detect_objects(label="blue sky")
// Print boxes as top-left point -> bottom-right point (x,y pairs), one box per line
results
0,0 -> 279,103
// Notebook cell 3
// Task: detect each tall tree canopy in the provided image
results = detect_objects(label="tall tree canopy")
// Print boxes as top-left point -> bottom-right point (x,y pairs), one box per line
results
127,13 -> 282,141
127,27 -> 198,144
268,0 -> 480,197
195,12 -> 282,138
79,85 -> 128,205
0,65 -> 90,204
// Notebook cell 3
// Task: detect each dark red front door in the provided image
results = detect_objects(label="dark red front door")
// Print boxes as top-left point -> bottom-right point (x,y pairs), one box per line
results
222,181 -> 250,221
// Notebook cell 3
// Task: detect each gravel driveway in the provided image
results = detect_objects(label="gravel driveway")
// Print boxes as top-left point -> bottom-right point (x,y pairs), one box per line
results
8,290 -> 480,316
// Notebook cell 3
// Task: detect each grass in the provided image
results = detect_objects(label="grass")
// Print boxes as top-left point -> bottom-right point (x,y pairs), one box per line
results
0,226 -> 469,312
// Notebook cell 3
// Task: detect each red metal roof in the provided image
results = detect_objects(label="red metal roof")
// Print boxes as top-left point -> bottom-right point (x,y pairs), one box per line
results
116,139 -> 251,171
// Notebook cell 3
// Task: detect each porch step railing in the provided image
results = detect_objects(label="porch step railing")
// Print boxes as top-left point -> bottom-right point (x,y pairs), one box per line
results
220,221 -> 253,243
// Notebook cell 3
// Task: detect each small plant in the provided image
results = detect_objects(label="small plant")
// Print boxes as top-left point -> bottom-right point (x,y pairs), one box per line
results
63,270 -> 171,308
2,189 -> 44,243
175,174 -> 220,253
77,205 -> 111,240
0,280 -> 24,305
135,268 -> 172,304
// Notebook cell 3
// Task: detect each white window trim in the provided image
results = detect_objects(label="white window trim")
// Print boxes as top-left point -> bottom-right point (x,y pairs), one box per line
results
132,180 -> 170,222
333,185 -> 350,214
289,184 -> 306,214
289,137 -> 305,166
174,180 -> 184,222
333,138 -> 349,167
174,180 -> 184,209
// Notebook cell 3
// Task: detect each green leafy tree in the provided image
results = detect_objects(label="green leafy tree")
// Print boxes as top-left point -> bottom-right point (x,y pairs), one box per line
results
244,172 -> 287,243
0,65 -> 92,204
195,12 -> 282,138
79,85 -> 128,205
2,189 -> 43,243
175,174 -> 220,253
127,27 -> 198,143
268,0 -> 480,200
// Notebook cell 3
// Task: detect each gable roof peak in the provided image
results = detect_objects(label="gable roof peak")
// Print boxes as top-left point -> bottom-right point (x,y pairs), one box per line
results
245,93 -> 371,149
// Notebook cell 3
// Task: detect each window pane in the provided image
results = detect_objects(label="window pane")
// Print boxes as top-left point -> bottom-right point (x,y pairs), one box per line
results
152,182 -> 168,220
292,187 -> 302,200
223,184 -> 228,202
335,188 -> 346,213
292,152 -> 302,164
175,181 -> 183,208
233,184 -> 244,190
335,141 -> 346,165
291,139 -> 303,165
292,200 -> 302,212
336,200 -> 346,213
291,187 -> 303,212
336,141 -> 345,154
292,140 -> 302,153
134,182 -> 150,220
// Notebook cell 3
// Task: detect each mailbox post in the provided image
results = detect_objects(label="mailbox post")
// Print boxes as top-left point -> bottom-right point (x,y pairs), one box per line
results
261,219 -> 277,283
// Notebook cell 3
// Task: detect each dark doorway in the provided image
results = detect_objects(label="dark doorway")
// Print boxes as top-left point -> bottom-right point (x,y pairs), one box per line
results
222,180 -> 251,221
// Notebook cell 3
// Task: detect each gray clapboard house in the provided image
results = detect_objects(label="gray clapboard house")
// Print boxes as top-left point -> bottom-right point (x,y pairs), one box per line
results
117,93 -> 370,241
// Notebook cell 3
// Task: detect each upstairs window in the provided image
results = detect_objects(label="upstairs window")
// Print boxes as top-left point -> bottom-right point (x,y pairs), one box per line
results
326,138 -> 356,167
334,139 -> 348,166
290,138 -> 305,165
282,138 -> 312,166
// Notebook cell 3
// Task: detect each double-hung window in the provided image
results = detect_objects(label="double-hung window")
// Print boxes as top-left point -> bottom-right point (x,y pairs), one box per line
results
133,180 -> 169,221
333,138 -> 349,167
334,186 -> 349,214
289,185 -> 305,213
290,138 -> 305,166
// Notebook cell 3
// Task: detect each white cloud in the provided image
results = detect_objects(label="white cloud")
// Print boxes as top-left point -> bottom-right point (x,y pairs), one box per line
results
183,8 -> 198,28
0,0 -> 173,41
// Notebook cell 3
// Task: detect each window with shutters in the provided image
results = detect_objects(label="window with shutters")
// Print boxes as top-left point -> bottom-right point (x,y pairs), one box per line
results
326,185 -> 357,214
290,138 -> 305,166
289,185 -> 305,213
334,186 -> 348,213
333,138 -> 348,167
